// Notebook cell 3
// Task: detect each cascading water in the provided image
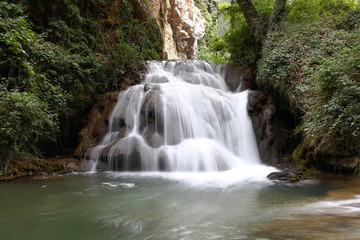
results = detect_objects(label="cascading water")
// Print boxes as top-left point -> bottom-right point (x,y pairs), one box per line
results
84,61 -> 276,178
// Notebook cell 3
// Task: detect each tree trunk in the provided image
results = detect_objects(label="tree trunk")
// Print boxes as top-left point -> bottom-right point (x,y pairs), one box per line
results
236,0 -> 268,61
270,0 -> 287,30
236,0 -> 287,61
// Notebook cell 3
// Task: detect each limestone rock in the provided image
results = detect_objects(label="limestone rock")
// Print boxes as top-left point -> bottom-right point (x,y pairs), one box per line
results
140,0 -> 206,59
167,0 -> 205,59
128,0 -> 153,21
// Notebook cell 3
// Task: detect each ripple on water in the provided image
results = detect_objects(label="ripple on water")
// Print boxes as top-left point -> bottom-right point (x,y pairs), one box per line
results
251,183 -> 360,240
302,194 -> 360,216
102,182 -> 137,189
97,215 -> 143,235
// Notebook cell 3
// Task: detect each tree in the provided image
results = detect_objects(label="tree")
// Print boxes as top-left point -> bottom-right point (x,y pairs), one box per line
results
236,0 -> 286,61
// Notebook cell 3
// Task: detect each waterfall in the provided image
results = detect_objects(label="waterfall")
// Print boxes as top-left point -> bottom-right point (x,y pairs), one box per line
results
85,61 -> 267,172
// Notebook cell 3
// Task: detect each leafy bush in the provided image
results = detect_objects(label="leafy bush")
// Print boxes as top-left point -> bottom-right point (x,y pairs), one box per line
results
302,27 -> 360,154
216,1 -> 275,63
0,90 -> 55,160
198,37 -> 231,63
287,0 -> 358,22
257,10 -> 360,156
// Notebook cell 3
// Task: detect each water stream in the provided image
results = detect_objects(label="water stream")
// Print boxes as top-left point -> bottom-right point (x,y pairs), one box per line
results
84,61 -> 276,184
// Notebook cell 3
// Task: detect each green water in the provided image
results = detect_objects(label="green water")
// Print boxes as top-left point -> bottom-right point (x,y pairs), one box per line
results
0,172 -> 354,239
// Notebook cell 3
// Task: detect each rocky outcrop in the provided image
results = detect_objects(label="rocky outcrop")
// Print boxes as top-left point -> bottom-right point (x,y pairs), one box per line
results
151,0 -> 205,59
247,91 -> 290,166
151,0 -> 178,59
168,0 -> 206,59
140,85 -> 165,148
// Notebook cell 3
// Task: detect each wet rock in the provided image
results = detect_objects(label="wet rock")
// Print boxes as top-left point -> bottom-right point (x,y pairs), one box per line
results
141,127 -> 164,148
99,137 -> 145,171
140,87 -> 164,135
267,171 -> 299,182
64,162 -> 79,173
108,151 -> 142,171
74,91 -> 119,158
248,91 -> 291,166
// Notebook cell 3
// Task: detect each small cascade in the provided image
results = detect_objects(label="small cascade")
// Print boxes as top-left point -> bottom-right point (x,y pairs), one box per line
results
85,61 -> 264,172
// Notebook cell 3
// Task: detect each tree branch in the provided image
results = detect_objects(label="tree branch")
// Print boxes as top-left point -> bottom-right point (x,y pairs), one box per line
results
236,0 -> 265,29
270,0 -> 286,30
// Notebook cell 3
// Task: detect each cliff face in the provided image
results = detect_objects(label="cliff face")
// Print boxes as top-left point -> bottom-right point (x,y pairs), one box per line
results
151,0 -> 206,59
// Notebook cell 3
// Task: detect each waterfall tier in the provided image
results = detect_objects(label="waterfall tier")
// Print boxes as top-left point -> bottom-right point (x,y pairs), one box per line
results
85,61 -> 261,172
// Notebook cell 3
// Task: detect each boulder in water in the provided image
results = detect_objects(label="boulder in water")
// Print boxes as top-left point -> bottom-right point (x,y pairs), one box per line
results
267,171 -> 299,182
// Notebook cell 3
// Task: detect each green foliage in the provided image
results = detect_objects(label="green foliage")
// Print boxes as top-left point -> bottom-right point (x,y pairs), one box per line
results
217,0 -> 358,63
257,10 -> 360,156
198,37 -> 231,63
287,0 -> 358,22
0,90 -> 55,160
0,1 -> 96,159
217,1 -> 275,63
195,0 -> 230,63
0,0 -> 164,162
303,28 -> 360,154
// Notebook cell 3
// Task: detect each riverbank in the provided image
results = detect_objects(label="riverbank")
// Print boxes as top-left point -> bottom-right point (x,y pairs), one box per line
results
0,157 -> 80,181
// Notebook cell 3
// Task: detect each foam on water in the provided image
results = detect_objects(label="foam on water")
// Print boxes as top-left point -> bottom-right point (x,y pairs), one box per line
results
302,195 -> 360,215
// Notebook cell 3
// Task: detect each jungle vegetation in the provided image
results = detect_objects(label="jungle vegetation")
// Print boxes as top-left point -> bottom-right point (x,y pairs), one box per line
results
0,0 -> 163,170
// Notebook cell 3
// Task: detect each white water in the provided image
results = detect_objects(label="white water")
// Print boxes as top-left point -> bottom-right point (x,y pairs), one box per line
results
85,61 -> 276,182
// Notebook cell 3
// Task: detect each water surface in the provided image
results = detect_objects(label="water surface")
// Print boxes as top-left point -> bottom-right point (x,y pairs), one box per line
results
1,173 -> 359,239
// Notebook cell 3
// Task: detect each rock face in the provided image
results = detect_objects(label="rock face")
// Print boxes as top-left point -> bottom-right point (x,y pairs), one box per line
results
151,0 -> 178,59
168,0 -> 205,59
225,64 -> 256,92
74,92 -> 119,159
151,0 -> 205,59
247,91 -> 290,166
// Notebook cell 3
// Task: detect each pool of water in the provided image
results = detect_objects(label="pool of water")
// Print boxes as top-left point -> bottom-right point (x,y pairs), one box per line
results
0,172 -> 359,240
